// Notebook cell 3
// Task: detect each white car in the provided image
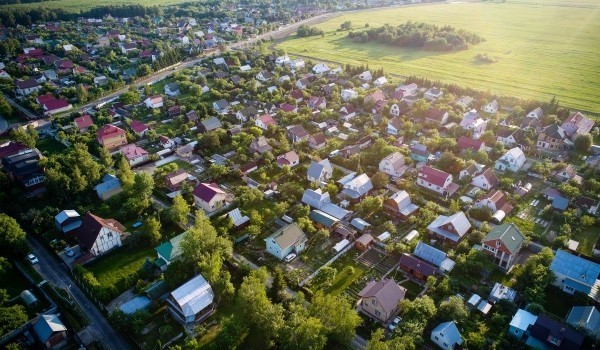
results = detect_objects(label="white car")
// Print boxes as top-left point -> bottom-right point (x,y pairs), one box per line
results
284,253 -> 297,263
388,317 -> 401,331
27,254 -> 39,265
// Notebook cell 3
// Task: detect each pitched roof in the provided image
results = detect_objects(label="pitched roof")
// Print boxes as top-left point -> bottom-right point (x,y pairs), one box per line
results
399,254 -> 437,276
418,166 -> 451,187
97,124 -> 126,142
566,306 -> 600,336
76,212 -> 124,250
432,321 -> 463,346
358,279 -> 406,314
193,183 -> 225,203
424,108 -> 447,122
427,212 -> 472,242
130,120 -> 148,133
542,123 -> 568,140
476,168 -> 499,187
170,274 -> 214,318
121,144 -> 148,160
266,222 -> 307,250
510,309 -> 538,331
483,223 -> 525,254
550,250 -> 600,287
75,114 -> 94,129
0,142 -> 27,159
155,232 -> 185,262
413,242 -> 448,267
33,314 -> 67,343
457,136 -> 484,151
530,314 -> 584,350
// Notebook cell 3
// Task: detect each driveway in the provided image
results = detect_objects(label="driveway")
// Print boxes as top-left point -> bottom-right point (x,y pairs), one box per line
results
27,235 -> 131,350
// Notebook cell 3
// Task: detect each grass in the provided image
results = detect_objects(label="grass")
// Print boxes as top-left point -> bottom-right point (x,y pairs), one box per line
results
0,264 -> 32,299
574,224 -> 600,257
86,245 -> 154,290
36,136 -> 67,155
399,279 -> 422,298
2,0 -> 195,12
543,286 -> 575,319
130,307 -> 184,350
277,1 -> 600,112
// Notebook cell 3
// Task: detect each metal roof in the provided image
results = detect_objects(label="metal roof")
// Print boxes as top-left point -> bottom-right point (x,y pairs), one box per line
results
170,275 -> 214,319
413,242 -> 447,267
33,314 -> 67,343
550,250 -> 600,288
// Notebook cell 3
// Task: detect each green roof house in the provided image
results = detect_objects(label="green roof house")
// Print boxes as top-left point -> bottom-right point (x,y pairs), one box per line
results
154,232 -> 185,271
481,223 -> 525,270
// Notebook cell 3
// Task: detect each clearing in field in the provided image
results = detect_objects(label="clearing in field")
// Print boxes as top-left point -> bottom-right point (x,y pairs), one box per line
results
277,1 -> 600,113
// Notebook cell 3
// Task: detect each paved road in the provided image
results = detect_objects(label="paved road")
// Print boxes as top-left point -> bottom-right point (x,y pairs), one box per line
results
3,94 -> 39,120
27,235 -> 131,350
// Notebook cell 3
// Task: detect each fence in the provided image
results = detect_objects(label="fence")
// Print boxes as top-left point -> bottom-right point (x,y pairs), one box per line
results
299,242 -> 354,287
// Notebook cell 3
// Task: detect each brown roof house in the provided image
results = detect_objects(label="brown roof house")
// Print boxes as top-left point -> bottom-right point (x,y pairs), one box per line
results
250,136 -> 272,154
358,279 -> 406,323
76,212 -> 125,257
276,151 -> 300,168
165,169 -> 196,192
561,112 -> 595,140
384,190 -> 419,221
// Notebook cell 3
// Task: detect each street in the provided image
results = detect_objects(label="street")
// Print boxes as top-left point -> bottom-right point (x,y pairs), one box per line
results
27,235 -> 131,350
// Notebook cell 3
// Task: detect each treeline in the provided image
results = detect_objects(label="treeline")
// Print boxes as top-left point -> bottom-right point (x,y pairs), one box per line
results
348,21 -> 484,51
0,4 -> 162,26
0,0 -> 56,5
296,24 -> 324,38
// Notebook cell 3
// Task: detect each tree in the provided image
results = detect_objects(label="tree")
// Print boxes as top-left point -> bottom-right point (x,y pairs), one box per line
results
10,127 -> 37,148
314,266 -> 337,288
0,214 -> 26,255
356,196 -> 383,217
76,84 -> 88,103
514,248 -> 555,304
144,217 -> 161,245
99,147 -> 114,169
574,134 -> 592,153
120,87 -> 140,105
125,172 -> 154,213
371,172 -> 389,189
117,156 -> 135,189
280,299 -> 328,350
436,152 -> 465,175
309,292 -> 362,345
170,194 -> 190,227
437,296 -> 468,323
0,305 -> 28,338
212,315 -> 248,350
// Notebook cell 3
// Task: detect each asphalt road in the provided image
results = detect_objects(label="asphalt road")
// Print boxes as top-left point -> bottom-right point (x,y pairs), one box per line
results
27,235 -> 131,350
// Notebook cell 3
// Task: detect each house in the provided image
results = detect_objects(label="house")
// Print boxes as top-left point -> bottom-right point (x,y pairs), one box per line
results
235,106 -> 259,122
413,242 -> 455,272
74,114 -> 94,132
193,183 -> 229,213
431,321 -> 463,350
120,144 -> 149,166
455,96 -> 474,109
301,189 -> 352,220
355,233 -> 374,250
1,148 -> 44,194
76,212 -> 124,256
33,314 -> 68,349
165,169 -> 194,191
255,114 -> 277,130
310,210 -> 339,229
489,282 -> 517,303
167,274 -> 215,325
358,71 -> 372,81
287,125 -> 309,143
537,124 -> 572,150
424,108 -> 449,125
54,210 -> 82,235
340,173 -> 373,200
459,112 -> 487,138
457,136 -> 485,152
528,315 -> 584,350
339,104 -> 357,121
255,70 -> 274,82
0,142 -> 27,161
475,190 -> 513,214
307,159 -> 333,184
482,100 -> 499,114
399,254 -> 438,280
249,136 -> 272,154
130,120 -> 148,137
357,279 -> 406,323
120,42 -> 138,54
296,78 -> 310,89
154,232 -> 184,270
552,164 -> 579,183
312,62 -> 330,74
417,166 -> 458,197
15,79 -> 42,95
527,107 -> 544,120
384,190 -> 419,221
309,133 -> 327,149
212,99 -> 230,114
509,309 -> 538,341
410,145 -> 433,163
164,82 -> 181,96
427,212 -> 472,244
364,90 -> 385,105
36,95 -> 73,115
341,89 -> 358,101
387,116 -> 403,135
494,147 -> 526,172
265,222 -> 307,260
496,127 -> 521,146
424,87 -> 443,101
566,306 -> 600,338
471,168 -> 499,190
379,152 -> 408,178
308,96 -> 326,110
481,223 -> 525,270
94,174 -> 123,200
550,249 -> 600,298
144,95 -> 164,109
373,76 -> 388,87
561,112 -> 595,139
96,124 -> 127,150
290,89 -> 305,102
277,151 -> 300,168
199,117 -> 223,133
94,75 -> 108,87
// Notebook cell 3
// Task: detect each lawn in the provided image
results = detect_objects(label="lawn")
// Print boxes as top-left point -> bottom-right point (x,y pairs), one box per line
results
277,1 -> 600,112
86,245 -> 155,291
2,0 -> 195,12
574,224 -> 600,257
36,136 -> 67,155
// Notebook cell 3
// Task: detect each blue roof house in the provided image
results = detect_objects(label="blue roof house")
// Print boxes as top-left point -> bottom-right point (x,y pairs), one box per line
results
413,242 -> 455,272
430,321 -> 463,350
550,249 -> 600,299
33,314 -> 67,349
94,174 -> 123,200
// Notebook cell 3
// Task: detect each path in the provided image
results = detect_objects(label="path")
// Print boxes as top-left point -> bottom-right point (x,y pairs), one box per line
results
27,235 -> 131,350
3,94 -> 39,119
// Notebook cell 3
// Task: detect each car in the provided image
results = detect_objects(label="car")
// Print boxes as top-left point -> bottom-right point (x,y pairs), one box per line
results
64,247 -> 74,257
388,317 -> 401,331
27,254 -> 39,265
284,253 -> 297,263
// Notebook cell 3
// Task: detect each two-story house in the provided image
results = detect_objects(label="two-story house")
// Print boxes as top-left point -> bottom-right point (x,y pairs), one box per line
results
494,147 -> 526,172
417,166 -> 458,197
561,112 -> 595,140
307,159 -> 333,184
427,212 -> 472,244
379,152 -> 408,178
264,223 -> 307,260
383,190 -> 419,221
193,183 -> 230,213
550,250 -> 600,298
96,124 -> 127,150
76,212 -> 124,257
357,279 -> 406,323
431,321 -> 463,350
537,124 -> 572,150
481,223 -> 525,270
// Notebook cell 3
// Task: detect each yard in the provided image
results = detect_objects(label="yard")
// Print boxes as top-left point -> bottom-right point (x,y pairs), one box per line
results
277,1 -> 600,112
36,136 -> 67,155
130,306 -> 184,350
573,224 -> 600,257
0,264 -> 33,299
86,245 -> 155,292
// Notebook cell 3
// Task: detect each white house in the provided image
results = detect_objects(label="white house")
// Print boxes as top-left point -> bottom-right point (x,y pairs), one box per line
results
275,55 -> 290,66
193,183 -> 230,213
120,144 -> 149,166
167,274 -> 215,325
358,71 -> 372,81
76,212 -> 124,257
373,76 -> 388,87
307,159 -> 333,184
255,114 -> 277,130
483,100 -> 499,114
312,62 -> 330,74
471,168 -> 499,190
417,166 -> 455,196
526,107 -> 544,119
164,82 -> 181,97
341,89 -> 358,102
424,87 -> 443,101
379,152 -> 408,178
265,223 -> 307,260
494,147 -> 526,172
431,321 -> 463,350
289,59 -> 305,70
144,95 -> 164,109
15,79 -> 41,96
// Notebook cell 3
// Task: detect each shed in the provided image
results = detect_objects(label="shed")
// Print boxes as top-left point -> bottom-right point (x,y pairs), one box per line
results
477,300 -> 492,315
552,196 -> 569,211
119,296 -> 151,314
355,234 -> 374,251
309,210 -> 339,228
403,230 -> 419,243
20,289 -> 38,306
467,294 -> 482,307
333,239 -> 350,253
350,218 -> 371,231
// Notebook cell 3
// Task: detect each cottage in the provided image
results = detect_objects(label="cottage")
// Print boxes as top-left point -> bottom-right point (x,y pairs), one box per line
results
481,223 -> 525,270
309,133 -> 327,149
120,144 -> 149,166
410,145 -> 433,163
94,174 -> 122,200
355,233 -> 374,251
455,96 -> 474,109
308,96 -> 326,110
550,250 -> 600,298
378,152 -> 407,178
287,125 -> 309,143
74,114 -> 94,133
424,87 -> 443,101
424,108 -> 449,125
475,190 -> 513,215
76,212 -> 124,256
527,315 -> 584,350
561,112 -> 595,139
358,71 -> 372,81
144,95 -> 164,109
340,173 -> 373,200
384,190 -> 419,221
357,279 -> 406,323
566,306 -> 600,338
212,99 -> 230,114
277,151 -> 300,168
33,314 -> 68,349
54,210 -> 82,235
307,158 -> 333,184
255,114 -> 277,130
264,223 -> 307,260
496,127 -> 521,146
414,242 -> 455,272
417,166 -> 458,197
236,106 -> 259,122
482,100 -> 499,114
537,124 -> 572,150
249,136 -> 272,154
399,254 -> 438,280
193,183 -> 229,213
165,169 -> 194,191
341,89 -> 358,102
457,136 -> 485,152
427,212 -> 472,244
164,82 -> 181,96
130,120 -> 148,137
301,189 -> 351,220
509,309 -> 537,340
154,232 -> 184,270
494,147 -> 526,172
167,275 -> 215,325
471,168 -> 499,190
373,76 -> 388,87
312,62 -> 330,74
199,117 -> 223,133
387,116 -> 403,135
431,321 -> 463,350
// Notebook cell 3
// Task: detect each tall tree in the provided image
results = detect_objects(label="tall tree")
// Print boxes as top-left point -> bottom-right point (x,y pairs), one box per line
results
117,156 -> 135,190
144,217 -> 161,245
99,147 -> 114,169
0,214 -> 27,255
125,172 -> 154,213
170,194 -> 190,227
309,292 -> 362,345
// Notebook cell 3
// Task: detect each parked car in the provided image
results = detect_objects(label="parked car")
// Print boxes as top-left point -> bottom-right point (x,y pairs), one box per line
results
64,247 -> 74,257
388,317 -> 401,331
27,254 -> 39,265
284,253 -> 297,263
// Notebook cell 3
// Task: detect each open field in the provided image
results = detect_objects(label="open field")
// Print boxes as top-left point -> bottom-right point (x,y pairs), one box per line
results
277,1 -> 600,112
1,0 -> 194,12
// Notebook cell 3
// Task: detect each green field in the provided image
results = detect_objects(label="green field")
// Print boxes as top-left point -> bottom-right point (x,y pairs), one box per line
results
277,1 -> 600,112
2,0 -> 193,12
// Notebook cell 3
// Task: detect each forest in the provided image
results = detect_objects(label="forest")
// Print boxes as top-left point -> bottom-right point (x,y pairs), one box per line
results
348,21 -> 484,51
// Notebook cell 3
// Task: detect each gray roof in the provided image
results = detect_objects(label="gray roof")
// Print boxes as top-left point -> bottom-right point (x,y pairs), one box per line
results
307,159 -> 332,181
341,173 -> 373,199
266,222 -> 307,250
427,212 -> 472,242
358,279 -> 406,314
432,321 -> 463,346
33,314 -> 67,343
55,209 -> 80,224
170,274 -> 214,319
200,117 -> 223,131
413,242 -> 447,267
566,306 -> 600,336
301,188 -> 331,208
94,174 -> 122,195
214,99 -> 230,109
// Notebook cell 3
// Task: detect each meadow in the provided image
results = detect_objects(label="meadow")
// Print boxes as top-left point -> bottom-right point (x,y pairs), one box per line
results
1,0 -> 193,12
277,0 -> 600,113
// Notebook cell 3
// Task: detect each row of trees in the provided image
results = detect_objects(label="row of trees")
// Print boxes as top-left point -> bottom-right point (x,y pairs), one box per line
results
296,24 -> 325,38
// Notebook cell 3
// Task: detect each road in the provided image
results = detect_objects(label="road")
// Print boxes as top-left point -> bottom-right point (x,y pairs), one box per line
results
27,235 -> 131,350
3,94 -> 39,119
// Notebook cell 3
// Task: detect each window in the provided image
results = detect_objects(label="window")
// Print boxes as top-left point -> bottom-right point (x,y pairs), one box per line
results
514,329 -> 520,335
371,299 -> 378,305
374,310 -> 381,316
434,336 -> 439,340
